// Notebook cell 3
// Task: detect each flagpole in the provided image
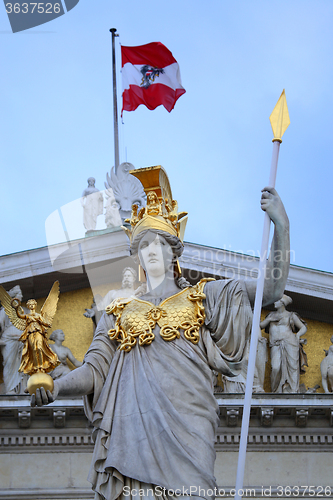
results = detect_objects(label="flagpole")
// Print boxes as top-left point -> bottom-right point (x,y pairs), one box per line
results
234,90 -> 290,499
110,28 -> 120,175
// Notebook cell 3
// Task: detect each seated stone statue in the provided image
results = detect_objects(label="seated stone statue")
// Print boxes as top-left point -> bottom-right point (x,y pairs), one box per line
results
260,294 -> 307,393
320,335 -> 333,393
31,166 -> 290,500
84,267 -> 145,328
49,329 -> 82,380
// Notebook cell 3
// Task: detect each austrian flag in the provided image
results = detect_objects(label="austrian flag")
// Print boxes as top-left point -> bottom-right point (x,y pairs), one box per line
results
121,42 -> 186,115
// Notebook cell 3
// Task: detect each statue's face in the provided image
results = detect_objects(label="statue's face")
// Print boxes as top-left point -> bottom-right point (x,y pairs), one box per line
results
57,330 -> 65,342
138,232 -> 173,279
274,299 -> 283,309
147,192 -> 157,203
15,290 -> 23,301
27,300 -> 37,311
122,270 -> 135,288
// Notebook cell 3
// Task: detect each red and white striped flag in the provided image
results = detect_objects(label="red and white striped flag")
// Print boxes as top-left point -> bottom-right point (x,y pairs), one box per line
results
121,42 -> 186,115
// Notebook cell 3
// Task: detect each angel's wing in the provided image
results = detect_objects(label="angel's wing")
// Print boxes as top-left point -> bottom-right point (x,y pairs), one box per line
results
40,281 -> 60,326
0,285 -> 26,331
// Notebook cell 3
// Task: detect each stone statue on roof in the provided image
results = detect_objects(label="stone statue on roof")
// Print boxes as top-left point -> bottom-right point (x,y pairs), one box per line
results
81,177 -> 104,232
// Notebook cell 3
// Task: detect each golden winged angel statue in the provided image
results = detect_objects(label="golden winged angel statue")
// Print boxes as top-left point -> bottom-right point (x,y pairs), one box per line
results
0,281 -> 60,394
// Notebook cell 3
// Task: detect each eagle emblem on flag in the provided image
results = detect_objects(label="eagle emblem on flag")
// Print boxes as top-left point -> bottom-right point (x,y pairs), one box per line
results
121,42 -> 186,113
140,65 -> 165,88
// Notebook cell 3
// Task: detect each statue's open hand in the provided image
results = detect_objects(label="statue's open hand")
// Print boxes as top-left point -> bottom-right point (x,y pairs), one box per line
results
260,187 -> 288,228
26,382 -> 59,407
84,308 -> 95,318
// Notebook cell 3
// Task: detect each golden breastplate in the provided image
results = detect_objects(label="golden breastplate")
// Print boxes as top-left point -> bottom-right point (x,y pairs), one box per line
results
106,278 -> 213,352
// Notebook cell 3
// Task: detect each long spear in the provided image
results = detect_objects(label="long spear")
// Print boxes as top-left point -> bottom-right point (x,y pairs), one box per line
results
234,90 -> 290,499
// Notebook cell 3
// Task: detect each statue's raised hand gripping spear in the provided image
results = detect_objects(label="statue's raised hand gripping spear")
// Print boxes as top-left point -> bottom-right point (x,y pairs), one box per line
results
0,281 -> 60,395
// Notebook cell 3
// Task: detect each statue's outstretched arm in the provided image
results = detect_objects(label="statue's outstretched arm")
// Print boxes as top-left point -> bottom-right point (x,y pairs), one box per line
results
31,363 -> 94,406
15,307 -> 26,320
245,187 -> 290,307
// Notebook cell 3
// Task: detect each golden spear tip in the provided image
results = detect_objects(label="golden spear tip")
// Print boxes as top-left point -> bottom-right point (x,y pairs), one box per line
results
269,89 -> 290,143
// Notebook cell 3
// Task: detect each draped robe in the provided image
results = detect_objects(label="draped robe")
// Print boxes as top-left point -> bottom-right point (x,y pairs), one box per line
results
83,279 -> 252,500
0,308 -> 24,393
268,311 -> 306,393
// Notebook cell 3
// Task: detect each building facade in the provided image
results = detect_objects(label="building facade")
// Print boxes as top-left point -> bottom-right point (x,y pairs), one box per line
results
1,229 -> 333,499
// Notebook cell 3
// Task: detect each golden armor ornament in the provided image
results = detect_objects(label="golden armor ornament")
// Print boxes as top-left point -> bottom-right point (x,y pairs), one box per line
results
106,278 -> 214,352
0,281 -> 60,394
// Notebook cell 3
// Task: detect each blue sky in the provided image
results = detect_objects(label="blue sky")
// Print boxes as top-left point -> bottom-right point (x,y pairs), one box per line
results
0,0 -> 332,273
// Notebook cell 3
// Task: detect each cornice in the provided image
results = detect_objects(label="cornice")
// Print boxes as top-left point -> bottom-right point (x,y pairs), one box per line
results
1,234 -> 332,320
1,235 -> 332,299
0,230 -> 129,282
0,488 -> 93,499
1,395 -> 333,454
181,243 -> 333,301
